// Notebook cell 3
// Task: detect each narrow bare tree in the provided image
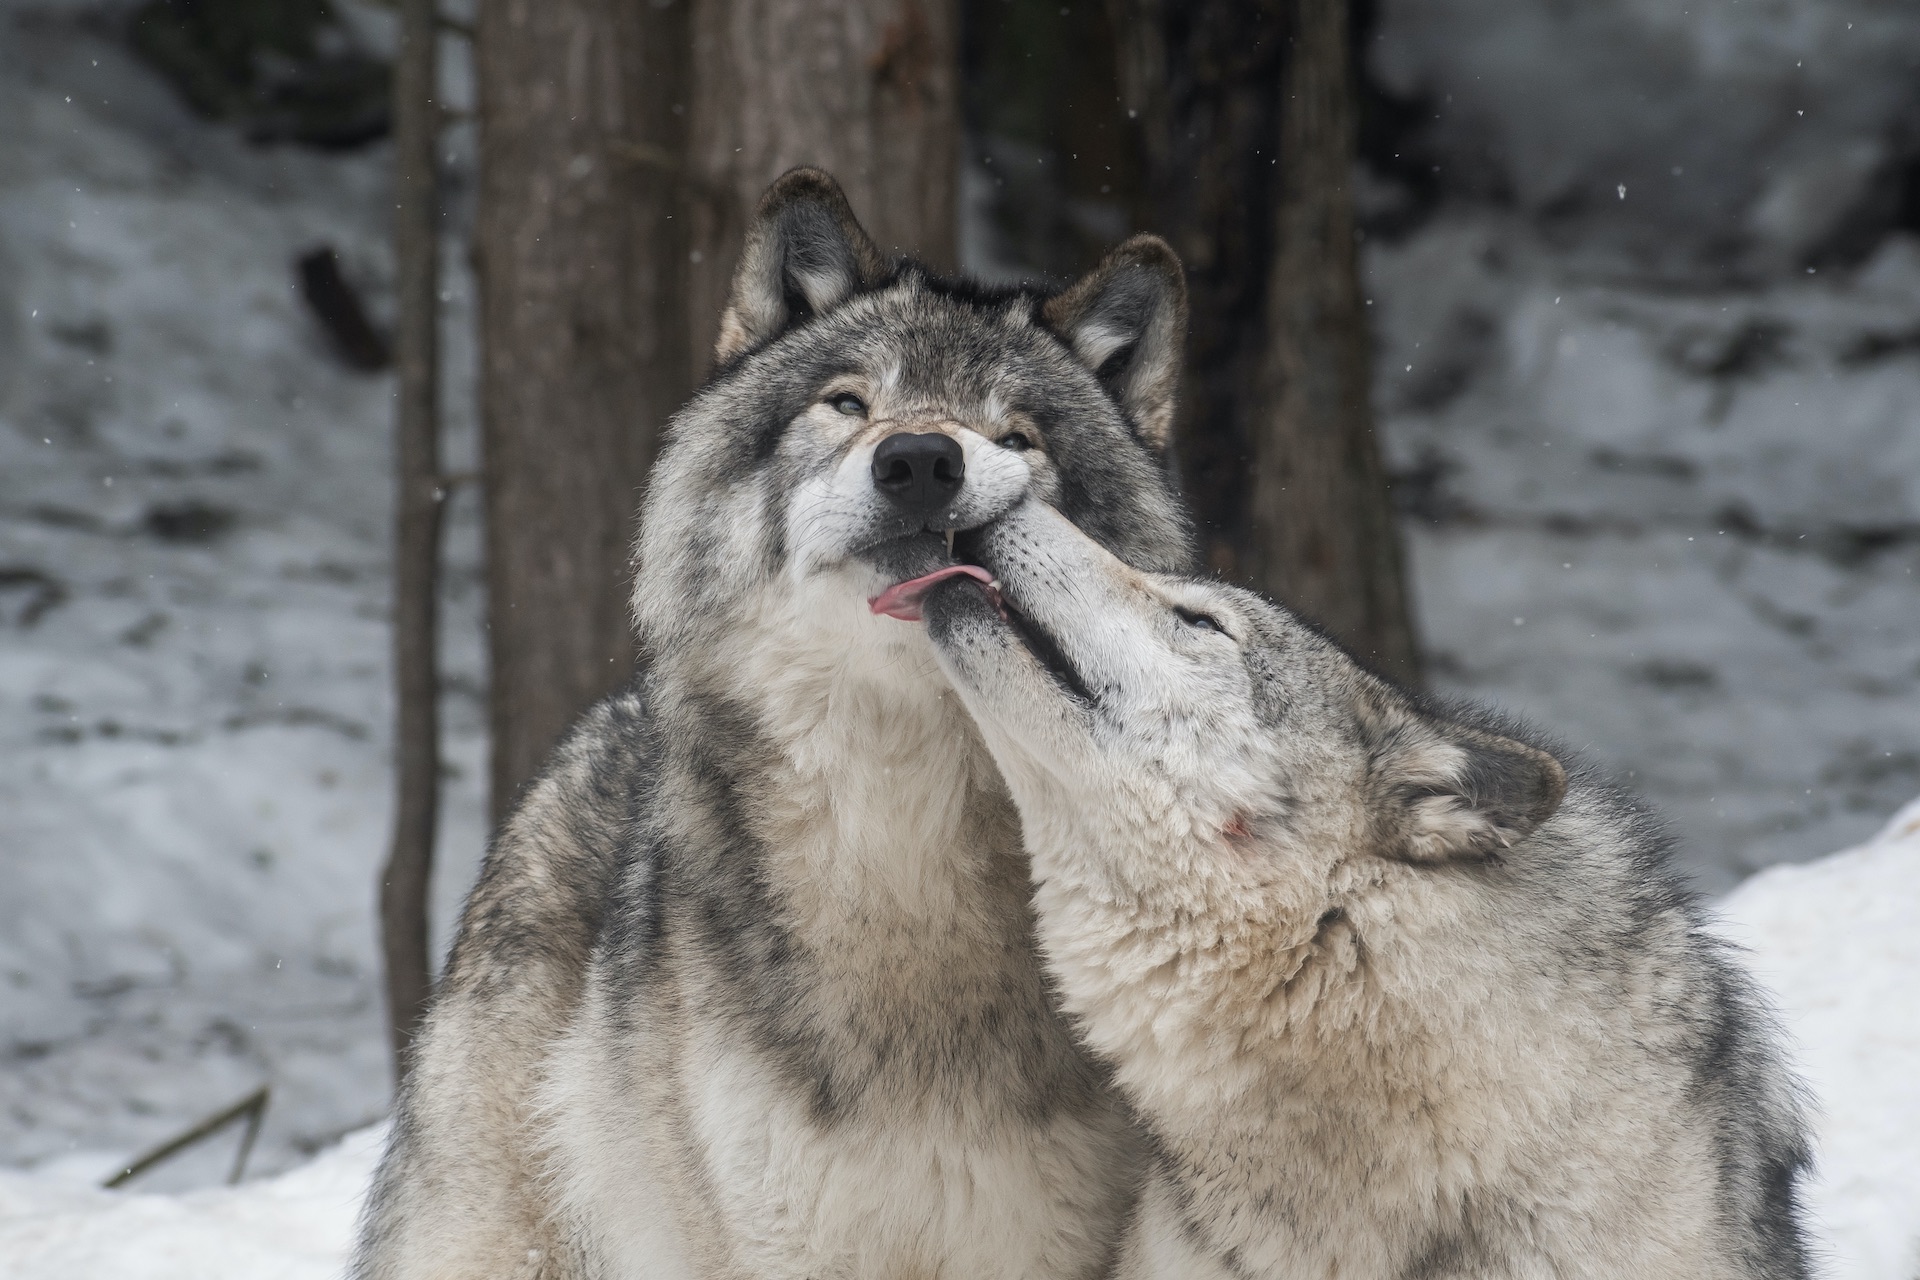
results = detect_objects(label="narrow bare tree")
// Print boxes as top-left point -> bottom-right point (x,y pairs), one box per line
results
684,0 -> 959,370
475,0 -> 691,817
1112,0 -> 1419,682
379,0 -> 443,1072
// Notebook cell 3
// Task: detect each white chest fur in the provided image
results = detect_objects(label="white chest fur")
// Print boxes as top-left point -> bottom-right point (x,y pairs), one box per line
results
544,597 -> 1138,1280
681,1028 -> 1132,1280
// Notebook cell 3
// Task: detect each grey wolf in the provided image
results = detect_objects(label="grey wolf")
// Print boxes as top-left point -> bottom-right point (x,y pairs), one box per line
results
354,169 -> 1196,1279
919,499 -> 1814,1279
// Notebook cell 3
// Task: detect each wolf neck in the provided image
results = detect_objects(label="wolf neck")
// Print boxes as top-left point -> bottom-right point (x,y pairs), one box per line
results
671,607 -> 1028,948
1019,792 -> 1385,1107
635,614 -> 1124,1135
755,645 -> 1017,927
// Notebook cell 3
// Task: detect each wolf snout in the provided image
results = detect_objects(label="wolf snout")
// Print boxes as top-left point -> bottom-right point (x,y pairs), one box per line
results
872,431 -> 965,525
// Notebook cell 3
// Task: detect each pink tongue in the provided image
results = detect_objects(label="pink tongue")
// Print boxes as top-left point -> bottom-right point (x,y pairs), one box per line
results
869,565 -> 999,622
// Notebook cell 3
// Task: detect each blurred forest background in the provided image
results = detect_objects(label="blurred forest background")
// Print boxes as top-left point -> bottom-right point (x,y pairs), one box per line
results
2,0 -> 1919,1190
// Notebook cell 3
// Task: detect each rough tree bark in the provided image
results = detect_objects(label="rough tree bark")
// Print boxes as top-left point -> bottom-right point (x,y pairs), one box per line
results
1109,0 -> 1284,573
1112,0 -> 1419,683
1247,0 -> 1417,681
379,0 -> 442,1074
476,0 -> 958,816
475,0 -> 690,818
684,0 -> 959,371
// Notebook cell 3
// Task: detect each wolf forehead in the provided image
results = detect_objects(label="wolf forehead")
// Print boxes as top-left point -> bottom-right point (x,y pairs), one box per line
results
687,272 -> 1146,461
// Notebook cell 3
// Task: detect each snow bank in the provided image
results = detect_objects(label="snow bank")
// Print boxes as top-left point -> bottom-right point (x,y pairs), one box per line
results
1,805 -> 1913,1278
1715,795 -> 1920,1280
0,1124 -> 382,1279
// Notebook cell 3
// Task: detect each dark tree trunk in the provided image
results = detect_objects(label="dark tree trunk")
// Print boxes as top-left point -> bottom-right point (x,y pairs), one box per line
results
1110,0 -> 1285,572
684,0 -> 959,370
1248,0 -> 1417,681
1112,0 -> 1419,683
475,0 -> 691,818
960,0 -> 1141,284
379,0 -> 442,1075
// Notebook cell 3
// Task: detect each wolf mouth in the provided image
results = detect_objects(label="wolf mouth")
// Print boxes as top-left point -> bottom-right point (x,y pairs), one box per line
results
873,530 -> 1099,708
869,564 -> 1000,621
864,526 -> 1000,620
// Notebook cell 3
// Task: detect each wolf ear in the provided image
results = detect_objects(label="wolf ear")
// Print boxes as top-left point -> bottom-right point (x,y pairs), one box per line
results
715,168 -> 887,363
1361,694 -> 1568,863
1042,235 -> 1188,453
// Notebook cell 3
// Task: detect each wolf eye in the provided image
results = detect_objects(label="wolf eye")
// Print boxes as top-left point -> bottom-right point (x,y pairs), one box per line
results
999,431 -> 1035,451
1176,607 -> 1227,635
827,392 -> 868,417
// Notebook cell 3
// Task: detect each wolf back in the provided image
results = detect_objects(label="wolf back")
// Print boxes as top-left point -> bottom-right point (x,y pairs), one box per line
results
353,170 -> 1196,1280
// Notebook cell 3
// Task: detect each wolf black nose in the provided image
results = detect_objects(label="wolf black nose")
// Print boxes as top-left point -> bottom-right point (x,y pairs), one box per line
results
871,432 -> 965,523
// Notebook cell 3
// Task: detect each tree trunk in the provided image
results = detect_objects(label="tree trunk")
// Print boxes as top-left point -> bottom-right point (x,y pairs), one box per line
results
1113,0 -> 1418,683
1109,0 -> 1284,575
684,0 -> 959,371
379,0 -> 443,1076
475,0 -> 691,819
1247,0 -> 1417,682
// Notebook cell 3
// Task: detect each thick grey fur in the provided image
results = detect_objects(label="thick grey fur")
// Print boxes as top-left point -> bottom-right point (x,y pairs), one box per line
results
352,169 -> 1195,1279
922,500 -> 1814,1280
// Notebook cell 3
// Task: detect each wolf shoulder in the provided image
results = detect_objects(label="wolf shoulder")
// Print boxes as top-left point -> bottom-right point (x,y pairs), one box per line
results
353,685 -> 661,1280
1504,771 -> 1814,1276
1342,724 -> 1814,1280
438,684 -> 658,1005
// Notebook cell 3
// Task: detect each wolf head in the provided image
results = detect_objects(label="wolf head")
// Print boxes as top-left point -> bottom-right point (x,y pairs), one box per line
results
921,501 -> 1567,885
633,170 -> 1194,689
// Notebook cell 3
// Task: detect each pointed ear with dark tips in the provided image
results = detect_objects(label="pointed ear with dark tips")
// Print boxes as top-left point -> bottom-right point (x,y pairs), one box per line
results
1361,695 -> 1568,863
1041,235 -> 1188,453
715,168 -> 887,363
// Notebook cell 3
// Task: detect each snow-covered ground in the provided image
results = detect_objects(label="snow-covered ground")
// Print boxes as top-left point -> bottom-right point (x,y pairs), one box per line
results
0,0 -> 488,1184
1361,0 -> 1920,893
1370,214 -> 1920,891
1370,0 -> 1920,276
1716,798 -> 1920,1280
0,1123 -> 383,1279
2,800 -> 1915,1279
1,0 -> 1915,1264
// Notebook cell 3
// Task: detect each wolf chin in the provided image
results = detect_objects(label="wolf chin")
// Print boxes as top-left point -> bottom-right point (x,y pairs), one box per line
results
352,170 -> 1197,1279
922,501 -> 1814,1280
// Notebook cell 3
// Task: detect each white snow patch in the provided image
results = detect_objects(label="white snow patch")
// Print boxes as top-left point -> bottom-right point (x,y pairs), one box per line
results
0,1123 -> 384,1279
1714,796 -> 1920,1280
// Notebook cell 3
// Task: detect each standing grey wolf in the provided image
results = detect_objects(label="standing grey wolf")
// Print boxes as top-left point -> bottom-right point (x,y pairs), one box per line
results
918,500 -> 1814,1280
353,170 -> 1196,1279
